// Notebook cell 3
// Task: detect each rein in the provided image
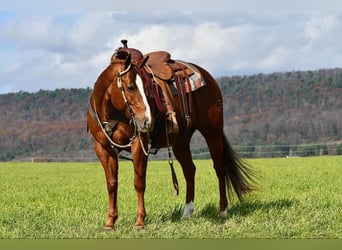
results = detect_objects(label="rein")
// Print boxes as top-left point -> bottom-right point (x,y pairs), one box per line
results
88,96 -> 137,150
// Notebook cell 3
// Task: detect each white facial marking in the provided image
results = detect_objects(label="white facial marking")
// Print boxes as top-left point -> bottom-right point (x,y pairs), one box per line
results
135,75 -> 152,127
183,201 -> 194,219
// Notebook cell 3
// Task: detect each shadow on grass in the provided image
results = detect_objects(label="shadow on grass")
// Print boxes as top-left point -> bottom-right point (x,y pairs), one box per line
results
170,204 -> 184,222
197,198 -> 297,223
148,199 -> 297,225
146,204 -> 184,224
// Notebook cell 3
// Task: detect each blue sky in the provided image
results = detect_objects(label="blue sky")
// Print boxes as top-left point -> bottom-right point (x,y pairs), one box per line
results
1,1 -> 342,93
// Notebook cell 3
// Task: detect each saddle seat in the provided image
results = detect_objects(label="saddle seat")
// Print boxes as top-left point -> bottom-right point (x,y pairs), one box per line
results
145,51 -> 197,86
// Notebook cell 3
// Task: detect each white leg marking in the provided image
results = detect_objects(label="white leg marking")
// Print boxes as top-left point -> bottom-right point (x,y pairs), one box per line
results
219,208 -> 227,218
183,201 -> 194,219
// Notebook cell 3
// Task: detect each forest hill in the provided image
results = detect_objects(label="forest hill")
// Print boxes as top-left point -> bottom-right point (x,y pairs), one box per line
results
1,67 -> 342,161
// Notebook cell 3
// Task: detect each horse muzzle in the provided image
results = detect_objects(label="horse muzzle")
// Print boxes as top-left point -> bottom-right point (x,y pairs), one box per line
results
136,116 -> 154,133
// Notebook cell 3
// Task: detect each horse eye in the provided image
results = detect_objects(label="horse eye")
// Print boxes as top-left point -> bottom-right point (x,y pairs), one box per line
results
126,83 -> 136,91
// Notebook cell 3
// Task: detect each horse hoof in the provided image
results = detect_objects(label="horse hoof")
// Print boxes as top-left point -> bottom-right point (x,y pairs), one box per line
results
134,224 -> 145,230
103,225 -> 114,231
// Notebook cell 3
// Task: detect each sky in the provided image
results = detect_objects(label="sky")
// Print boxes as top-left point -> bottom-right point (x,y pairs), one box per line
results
1,1 -> 342,94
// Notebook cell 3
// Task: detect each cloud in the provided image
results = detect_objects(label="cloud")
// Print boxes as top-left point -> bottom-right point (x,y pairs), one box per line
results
0,12 -> 118,92
305,15 -> 335,40
2,0 -> 342,12
1,10 -> 342,93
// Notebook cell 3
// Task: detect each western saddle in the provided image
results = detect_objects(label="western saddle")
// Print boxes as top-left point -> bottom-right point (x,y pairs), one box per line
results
114,40 -> 205,138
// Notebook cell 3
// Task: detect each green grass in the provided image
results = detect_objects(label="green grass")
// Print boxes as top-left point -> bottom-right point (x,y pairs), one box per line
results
0,156 -> 341,238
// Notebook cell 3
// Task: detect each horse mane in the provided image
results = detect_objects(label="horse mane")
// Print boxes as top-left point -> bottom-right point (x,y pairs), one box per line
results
111,44 -> 144,64
111,49 -> 129,62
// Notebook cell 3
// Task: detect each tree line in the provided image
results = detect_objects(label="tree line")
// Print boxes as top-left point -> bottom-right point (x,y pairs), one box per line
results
0,67 -> 341,161
218,68 -> 342,157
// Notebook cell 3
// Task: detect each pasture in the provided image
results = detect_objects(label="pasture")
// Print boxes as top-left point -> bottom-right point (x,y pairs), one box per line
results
0,156 -> 341,239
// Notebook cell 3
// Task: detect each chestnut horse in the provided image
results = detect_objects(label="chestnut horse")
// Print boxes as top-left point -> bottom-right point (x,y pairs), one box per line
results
87,42 -> 256,229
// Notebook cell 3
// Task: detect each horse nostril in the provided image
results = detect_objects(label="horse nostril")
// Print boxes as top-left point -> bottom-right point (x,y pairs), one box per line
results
144,119 -> 149,128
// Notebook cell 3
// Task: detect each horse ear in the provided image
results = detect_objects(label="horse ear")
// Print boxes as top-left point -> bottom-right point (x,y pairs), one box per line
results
137,55 -> 149,69
125,54 -> 132,69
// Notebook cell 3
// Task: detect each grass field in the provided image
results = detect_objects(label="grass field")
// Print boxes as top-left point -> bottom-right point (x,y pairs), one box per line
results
0,156 -> 341,239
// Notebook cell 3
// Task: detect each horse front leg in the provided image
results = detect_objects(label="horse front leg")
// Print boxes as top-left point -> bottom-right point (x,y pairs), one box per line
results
94,141 -> 119,230
131,136 -> 148,228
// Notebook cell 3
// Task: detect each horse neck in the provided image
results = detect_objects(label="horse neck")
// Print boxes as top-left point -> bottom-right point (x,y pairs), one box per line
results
92,67 -> 117,120
90,87 -> 111,122
92,62 -> 128,121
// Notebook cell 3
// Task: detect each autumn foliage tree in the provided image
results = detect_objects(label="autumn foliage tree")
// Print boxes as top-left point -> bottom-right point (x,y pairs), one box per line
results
0,68 -> 341,161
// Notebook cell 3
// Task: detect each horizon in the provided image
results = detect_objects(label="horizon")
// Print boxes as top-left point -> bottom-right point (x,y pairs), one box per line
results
1,65 -> 341,95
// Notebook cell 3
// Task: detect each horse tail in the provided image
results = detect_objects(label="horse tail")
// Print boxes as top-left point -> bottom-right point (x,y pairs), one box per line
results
223,134 -> 257,202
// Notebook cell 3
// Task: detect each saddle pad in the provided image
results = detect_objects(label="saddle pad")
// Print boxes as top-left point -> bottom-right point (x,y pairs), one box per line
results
172,61 -> 206,93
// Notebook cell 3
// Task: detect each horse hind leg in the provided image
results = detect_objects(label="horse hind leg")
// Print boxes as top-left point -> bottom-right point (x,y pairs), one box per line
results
172,130 -> 196,219
203,133 -> 229,217
205,133 -> 257,218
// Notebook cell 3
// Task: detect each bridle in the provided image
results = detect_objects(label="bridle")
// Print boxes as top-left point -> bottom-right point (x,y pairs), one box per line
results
116,63 -> 151,156
88,63 -> 151,157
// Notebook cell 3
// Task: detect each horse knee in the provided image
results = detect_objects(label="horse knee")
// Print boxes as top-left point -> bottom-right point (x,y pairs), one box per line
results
107,179 -> 117,193
134,181 -> 146,193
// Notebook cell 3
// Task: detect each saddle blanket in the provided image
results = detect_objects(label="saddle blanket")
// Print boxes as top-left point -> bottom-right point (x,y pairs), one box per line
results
171,60 -> 206,95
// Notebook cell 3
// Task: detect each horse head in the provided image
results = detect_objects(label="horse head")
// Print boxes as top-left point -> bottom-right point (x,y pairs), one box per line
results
110,49 -> 153,133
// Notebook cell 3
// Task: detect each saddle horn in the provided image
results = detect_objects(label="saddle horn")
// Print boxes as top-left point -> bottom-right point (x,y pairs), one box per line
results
121,39 -> 128,48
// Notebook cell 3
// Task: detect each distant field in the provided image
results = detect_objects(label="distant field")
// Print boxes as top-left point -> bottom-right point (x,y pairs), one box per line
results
0,156 -> 341,239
